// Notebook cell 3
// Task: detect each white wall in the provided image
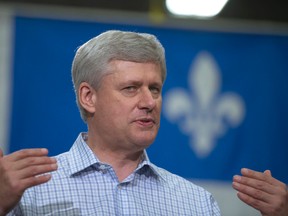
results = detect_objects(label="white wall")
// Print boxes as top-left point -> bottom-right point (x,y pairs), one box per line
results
194,180 -> 260,216
0,7 -> 13,154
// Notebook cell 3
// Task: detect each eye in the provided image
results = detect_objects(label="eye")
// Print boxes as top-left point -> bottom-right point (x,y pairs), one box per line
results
124,86 -> 137,92
121,86 -> 139,96
150,86 -> 161,95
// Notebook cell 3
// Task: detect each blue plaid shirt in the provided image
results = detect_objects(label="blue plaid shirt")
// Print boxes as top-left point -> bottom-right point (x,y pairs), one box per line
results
9,133 -> 221,215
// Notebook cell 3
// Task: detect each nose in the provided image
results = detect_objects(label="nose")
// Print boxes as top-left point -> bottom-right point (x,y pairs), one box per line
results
138,88 -> 157,112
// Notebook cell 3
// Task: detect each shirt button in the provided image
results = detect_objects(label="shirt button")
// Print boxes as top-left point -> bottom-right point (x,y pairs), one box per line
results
99,164 -> 106,169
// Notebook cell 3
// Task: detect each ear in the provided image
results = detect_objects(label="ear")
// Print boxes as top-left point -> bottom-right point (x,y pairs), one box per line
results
78,82 -> 97,114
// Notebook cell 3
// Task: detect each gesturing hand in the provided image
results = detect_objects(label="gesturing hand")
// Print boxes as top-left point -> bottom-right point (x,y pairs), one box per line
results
0,148 -> 57,215
233,168 -> 288,216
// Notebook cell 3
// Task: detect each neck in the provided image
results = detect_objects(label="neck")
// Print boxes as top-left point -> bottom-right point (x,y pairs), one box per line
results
106,150 -> 143,182
86,132 -> 144,182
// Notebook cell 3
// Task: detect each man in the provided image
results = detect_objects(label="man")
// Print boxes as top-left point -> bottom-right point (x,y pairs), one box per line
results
0,30 -> 287,215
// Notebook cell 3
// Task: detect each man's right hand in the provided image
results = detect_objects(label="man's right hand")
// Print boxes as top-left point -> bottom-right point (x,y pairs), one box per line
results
0,148 -> 57,215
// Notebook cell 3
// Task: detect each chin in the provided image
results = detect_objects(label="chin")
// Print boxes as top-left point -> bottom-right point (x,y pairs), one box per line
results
129,129 -> 158,147
133,136 -> 156,148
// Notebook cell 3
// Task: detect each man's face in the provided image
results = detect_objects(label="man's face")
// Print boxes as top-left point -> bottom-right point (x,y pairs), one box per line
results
90,60 -> 163,152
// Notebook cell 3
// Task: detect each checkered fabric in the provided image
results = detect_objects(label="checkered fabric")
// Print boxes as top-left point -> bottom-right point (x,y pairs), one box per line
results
9,133 -> 221,215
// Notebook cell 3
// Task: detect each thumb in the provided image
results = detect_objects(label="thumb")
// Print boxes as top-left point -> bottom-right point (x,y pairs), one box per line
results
264,170 -> 272,176
0,148 -> 3,157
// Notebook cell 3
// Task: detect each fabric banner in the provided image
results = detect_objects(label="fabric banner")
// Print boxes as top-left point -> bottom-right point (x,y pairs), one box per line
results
10,16 -> 288,183
6,14 -> 288,216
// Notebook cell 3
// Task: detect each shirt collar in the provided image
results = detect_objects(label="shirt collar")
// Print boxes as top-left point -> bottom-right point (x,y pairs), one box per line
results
135,151 -> 165,181
67,132 -> 164,181
67,133 -> 100,176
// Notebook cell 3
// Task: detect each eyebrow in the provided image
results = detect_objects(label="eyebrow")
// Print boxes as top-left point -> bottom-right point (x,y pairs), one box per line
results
122,79 -> 162,87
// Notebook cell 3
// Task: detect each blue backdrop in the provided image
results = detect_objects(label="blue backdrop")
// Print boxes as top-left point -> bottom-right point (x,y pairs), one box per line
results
9,16 -> 288,183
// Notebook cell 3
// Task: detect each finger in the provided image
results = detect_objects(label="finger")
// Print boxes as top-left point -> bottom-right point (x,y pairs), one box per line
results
248,168 -> 286,189
19,173 -> 53,192
241,168 -> 266,180
16,163 -> 58,180
13,156 -> 57,170
264,169 -> 271,176
0,148 -> 3,157
241,168 -> 280,186
233,175 -> 274,194
232,181 -> 272,203
5,148 -> 49,162
236,191 -> 270,213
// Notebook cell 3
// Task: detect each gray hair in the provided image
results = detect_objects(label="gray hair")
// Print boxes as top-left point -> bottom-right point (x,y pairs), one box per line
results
71,30 -> 167,122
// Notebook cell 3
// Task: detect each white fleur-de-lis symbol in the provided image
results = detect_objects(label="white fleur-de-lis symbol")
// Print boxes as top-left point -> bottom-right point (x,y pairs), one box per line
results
163,51 -> 245,157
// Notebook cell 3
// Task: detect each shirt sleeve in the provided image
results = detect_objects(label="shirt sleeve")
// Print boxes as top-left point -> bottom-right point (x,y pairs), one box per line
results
211,194 -> 221,216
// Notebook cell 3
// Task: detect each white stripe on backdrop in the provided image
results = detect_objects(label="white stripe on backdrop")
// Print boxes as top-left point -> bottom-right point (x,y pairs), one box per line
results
0,7 -> 13,154
192,180 -> 260,216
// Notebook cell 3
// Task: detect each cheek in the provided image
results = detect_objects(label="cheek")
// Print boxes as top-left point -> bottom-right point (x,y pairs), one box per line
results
156,99 -> 162,114
158,99 -> 162,109
107,99 -> 133,122
96,98 -> 122,120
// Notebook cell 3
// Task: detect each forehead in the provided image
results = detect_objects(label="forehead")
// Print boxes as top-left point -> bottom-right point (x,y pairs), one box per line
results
108,60 -> 162,82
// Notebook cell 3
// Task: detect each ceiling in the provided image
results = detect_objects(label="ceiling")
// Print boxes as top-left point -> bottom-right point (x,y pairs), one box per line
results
1,0 -> 288,23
